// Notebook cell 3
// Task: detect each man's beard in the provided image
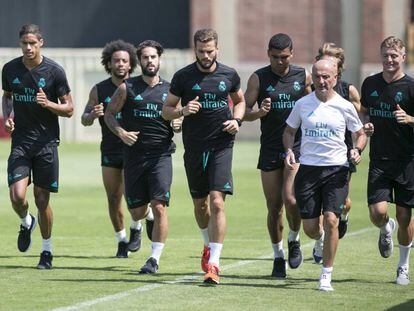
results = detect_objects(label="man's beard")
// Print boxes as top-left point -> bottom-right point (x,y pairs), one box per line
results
141,64 -> 159,77
196,54 -> 217,70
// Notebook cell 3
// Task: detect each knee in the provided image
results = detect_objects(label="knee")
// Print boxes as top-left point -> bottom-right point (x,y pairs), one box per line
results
323,213 -> 339,231
152,202 -> 167,219
34,195 -> 49,211
210,197 -> 224,215
283,194 -> 296,208
10,191 -> 26,207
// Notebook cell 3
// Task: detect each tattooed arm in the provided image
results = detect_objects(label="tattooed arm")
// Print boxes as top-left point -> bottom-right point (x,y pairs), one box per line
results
81,86 -> 104,126
104,83 -> 139,146
2,91 -> 15,133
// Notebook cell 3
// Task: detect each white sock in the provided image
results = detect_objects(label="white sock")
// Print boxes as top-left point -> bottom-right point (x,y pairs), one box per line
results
150,242 -> 165,263
42,238 -> 52,253
398,243 -> 412,268
288,230 -> 300,242
208,242 -> 223,266
200,228 -> 209,247
316,230 -> 325,245
272,241 -> 285,258
146,207 -> 154,221
380,219 -> 392,234
130,219 -> 142,230
21,213 -> 32,229
115,229 -> 127,243
322,266 -> 333,274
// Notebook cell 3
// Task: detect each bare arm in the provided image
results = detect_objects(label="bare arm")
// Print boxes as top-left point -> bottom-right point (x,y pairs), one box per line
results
283,125 -> 298,170
349,85 -> 361,113
81,86 -> 104,126
243,73 -> 270,121
162,91 -> 201,120
2,91 -> 15,133
349,128 -> 367,165
36,88 -> 74,118
104,83 -> 139,146
222,89 -> 246,135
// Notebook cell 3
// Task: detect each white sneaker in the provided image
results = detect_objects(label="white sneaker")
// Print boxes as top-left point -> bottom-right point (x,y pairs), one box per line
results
378,218 -> 396,258
396,266 -> 410,286
313,239 -> 323,264
318,272 -> 334,291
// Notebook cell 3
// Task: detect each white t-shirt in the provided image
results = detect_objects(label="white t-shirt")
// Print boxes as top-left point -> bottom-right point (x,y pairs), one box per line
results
286,92 -> 363,166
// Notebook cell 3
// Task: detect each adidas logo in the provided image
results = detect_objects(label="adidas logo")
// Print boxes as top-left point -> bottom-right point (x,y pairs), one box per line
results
134,94 -> 143,101
192,83 -> 201,90
370,90 -> 379,97
104,96 -> 111,103
12,77 -> 20,84
266,85 -> 276,92
50,181 -> 58,188
224,182 -> 231,190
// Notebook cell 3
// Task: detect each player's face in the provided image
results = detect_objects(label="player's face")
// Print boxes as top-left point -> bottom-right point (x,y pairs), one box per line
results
139,47 -> 160,77
195,40 -> 218,70
312,64 -> 337,94
20,34 -> 43,60
381,47 -> 406,74
109,51 -> 131,80
268,47 -> 293,75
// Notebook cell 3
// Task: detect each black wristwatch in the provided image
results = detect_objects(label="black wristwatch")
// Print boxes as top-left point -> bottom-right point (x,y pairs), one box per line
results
233,118 -> 242,127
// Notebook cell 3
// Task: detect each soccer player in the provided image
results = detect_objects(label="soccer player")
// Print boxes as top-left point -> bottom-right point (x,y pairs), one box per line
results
243,33 -> 311,277
315,43 -> 362,239
105,40 -> 180,273
81,40 -> 154,258
283,59 -> 366,291
1,24 -> 74,269
162,28 -> 246,285
360,36 -> 414,285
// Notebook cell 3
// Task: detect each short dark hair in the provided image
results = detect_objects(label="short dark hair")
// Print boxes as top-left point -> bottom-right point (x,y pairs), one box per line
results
101,39 -> 138,75
136,40 -> 164,59
193,28 -> 218,47
268,33 -> 293,51
19,24 -> 42,40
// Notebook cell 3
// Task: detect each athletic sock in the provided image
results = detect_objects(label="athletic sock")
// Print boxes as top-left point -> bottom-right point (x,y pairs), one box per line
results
272,240 -> 285,258
340,213 -> 349,221
130,219 -> 142,230
322,266 -> 333,274
42,238 -> 52,253
380,218 -> 392,234
21,213 -> 32,229
288,230 -> 300,242
150,242 -> 165,263
115,229 -> 128,243
200,228 -> 209,247
146,207 -> 154,221
398,243 -> 412,268
208,242 -> 223,266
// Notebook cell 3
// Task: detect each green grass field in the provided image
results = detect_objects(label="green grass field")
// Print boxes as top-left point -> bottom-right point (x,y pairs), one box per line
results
0,140 -> 412,311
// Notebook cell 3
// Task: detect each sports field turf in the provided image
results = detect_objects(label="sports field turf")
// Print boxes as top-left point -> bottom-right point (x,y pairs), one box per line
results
0,139 -> 412,310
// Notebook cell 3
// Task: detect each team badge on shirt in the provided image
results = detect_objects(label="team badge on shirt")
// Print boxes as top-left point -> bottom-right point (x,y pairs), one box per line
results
293,81 -> 301,91
394,91 -> 403,103
218,81 -> 226,91
38,78 -> 46,88
162,93 -> 167,102
104,96 -> 111,103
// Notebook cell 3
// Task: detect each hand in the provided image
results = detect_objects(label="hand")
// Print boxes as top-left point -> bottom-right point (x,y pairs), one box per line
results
258,97 -> 271,117
349,148 -> 361,165
120,130 -> 139,146
171,118 -> 183,133
222,119 -> 239,135
36,88 -> 50,108
393,104 -> 412,124
284,149 -> 296,170
4,117 -> 14,133
363,122 -> 374,137
182,96 -> 201,116
92,103 -> 104,118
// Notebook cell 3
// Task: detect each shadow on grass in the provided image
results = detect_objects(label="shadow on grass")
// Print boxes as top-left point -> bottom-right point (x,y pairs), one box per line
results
0,265 -> 129,272
0,254 -> 125,260
386,299 -> 414,311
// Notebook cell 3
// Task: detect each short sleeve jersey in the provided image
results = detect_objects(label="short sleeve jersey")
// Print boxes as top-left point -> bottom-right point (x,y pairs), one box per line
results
96,78 -> 123,154
255,65 -> 307,153
334,79 -> 353,151
286,92 -> 362,166
169,62 -> 241,151
122,76 -> 175,157
2,56 -> 70,145
361,73 -> 414,161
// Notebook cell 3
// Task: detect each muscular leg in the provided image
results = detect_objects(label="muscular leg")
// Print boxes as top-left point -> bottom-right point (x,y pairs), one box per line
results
302,218 -> 322,240
9,178 -> 30,218
322,212 -> 339,268
369,201 -> 389,228
396,205 -> 413,246
282,163 -> 301,232
193,196 -> 210,230
150,200 -> 168,243
208,191 -> 226,243
33,186 -> 52,239
261,170 -> 284,244
102,167 -> 124,232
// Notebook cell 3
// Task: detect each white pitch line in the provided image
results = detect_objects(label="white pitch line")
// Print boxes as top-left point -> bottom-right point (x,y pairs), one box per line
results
51,226 -> 376,311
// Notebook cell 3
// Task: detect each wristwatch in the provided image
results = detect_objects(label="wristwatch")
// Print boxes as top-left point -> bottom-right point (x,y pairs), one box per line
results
233,118 -> 242,127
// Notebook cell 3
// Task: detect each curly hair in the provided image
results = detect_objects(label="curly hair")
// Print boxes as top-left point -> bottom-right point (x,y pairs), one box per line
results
381,36 -> 405,52
136,40 -> 164,60
315,42 -> 345,76
101,39 -> 138,75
